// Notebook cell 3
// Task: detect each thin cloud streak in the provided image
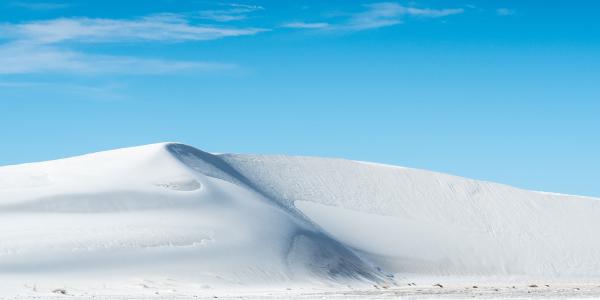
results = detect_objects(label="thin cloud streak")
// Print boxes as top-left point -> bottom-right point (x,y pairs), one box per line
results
0,43 -> 236,75
10,1 -> 71,10
282,22 -> 330,29
197,4 -> 264,22
286,2 -> 464,32
0,15 -> 267,44
0,12 -> 256,75
348,2 -> 464,30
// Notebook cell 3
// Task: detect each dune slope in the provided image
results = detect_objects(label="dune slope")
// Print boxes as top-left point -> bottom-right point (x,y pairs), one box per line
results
1,142 -> 599,291
0,143 -> 385,288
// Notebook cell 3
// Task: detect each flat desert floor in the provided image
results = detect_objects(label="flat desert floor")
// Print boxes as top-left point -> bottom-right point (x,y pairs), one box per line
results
4,282 -> 600,299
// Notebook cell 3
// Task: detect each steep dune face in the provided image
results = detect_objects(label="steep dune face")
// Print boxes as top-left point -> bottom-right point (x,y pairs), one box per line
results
0,143 -> 385,286
1,143 -> 599,288
217,154 -> 600,278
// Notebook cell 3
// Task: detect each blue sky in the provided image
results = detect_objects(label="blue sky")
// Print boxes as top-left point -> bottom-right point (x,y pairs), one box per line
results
1,1 -> 599,197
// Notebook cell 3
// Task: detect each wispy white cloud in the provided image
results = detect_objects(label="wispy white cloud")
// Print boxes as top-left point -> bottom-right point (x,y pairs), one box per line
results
0,15 -> 266,44
0,43 -> 235,75
496,8 -> 515,16
0,12 -> 262,75
282,22 -> 330,29
285,2 -> 464,32
346,2 -> 405,30
348,2 -> 464,30
10,1 -> 71,10
197,3 -> 264,22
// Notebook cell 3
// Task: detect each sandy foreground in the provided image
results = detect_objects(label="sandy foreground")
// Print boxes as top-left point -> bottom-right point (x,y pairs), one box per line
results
3,281 -> 600,300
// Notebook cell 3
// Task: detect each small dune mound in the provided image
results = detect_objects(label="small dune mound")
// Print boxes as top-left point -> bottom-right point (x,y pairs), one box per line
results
154,178 -> 202,191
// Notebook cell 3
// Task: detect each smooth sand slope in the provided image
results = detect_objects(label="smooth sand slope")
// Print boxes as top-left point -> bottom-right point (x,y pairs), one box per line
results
1,143 -> 599,297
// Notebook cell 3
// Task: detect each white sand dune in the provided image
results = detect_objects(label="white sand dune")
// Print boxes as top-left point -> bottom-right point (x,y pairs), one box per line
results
1,143 -> 599,297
